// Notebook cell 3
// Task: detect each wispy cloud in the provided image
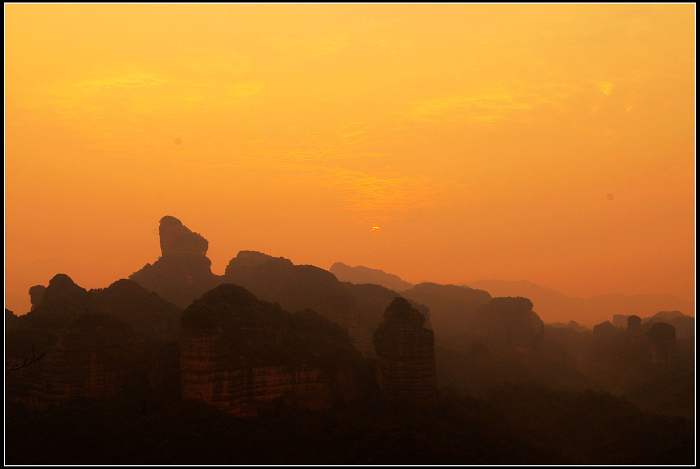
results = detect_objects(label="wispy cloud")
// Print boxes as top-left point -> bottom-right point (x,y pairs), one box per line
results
334,169 -> 448,218
18,70 -> 266,136
412,94 -> 531,117
263,158 -> 452,223
82,74 -> 169,90
408,82 -> 579,123
225,82 -> 264,98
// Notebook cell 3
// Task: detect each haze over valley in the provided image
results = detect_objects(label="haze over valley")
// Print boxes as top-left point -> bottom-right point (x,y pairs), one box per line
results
5,215 -> 695,464
5,4 -> 695,465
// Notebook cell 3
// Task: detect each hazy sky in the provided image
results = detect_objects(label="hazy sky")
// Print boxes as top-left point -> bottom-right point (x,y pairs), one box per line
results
5,4 -> 695,315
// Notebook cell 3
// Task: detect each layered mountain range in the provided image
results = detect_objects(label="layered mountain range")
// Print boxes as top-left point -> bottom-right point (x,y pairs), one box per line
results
130,217 -> 374,355
6,273 -> 376,415
6,215 -> 693,424
328,262 -> 694,325
5,274 -> 181,409
462,279 -> 694,325
330,262 -> 413,292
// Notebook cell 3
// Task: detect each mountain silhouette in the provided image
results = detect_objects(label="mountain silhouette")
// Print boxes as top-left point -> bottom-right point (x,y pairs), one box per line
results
130,216 -> 220,308
6,273 -> 182,409
331,262 -> 413,292
462,279 -> 694,324
341,281 -> 432,353
400,282 -> 492,345
224,251 -> 371,354
180,283 -> 370,416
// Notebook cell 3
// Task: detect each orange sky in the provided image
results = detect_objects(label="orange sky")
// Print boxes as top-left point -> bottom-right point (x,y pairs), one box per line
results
5,4 -> 696,316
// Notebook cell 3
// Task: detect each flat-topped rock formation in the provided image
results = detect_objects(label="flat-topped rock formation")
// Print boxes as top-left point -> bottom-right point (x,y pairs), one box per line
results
475,297 -> 544,352
179,284 -> 370,416
373,297 -> 437,401
224,251 -> 371,355
130,216 -> 220,308
400,282 -> 491,344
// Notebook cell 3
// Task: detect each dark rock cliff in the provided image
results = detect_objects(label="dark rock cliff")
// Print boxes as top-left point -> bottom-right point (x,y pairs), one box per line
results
5,274 -> 182,409
130,216 -> 220,308
401,282 -> 491,345
224,251 -> 371,355
179,284 -> 371,416
475,297 -> 545,352
373,297 -> 437,401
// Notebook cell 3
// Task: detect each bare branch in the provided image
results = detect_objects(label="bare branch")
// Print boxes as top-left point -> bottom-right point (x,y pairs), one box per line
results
6,347 -> 47,372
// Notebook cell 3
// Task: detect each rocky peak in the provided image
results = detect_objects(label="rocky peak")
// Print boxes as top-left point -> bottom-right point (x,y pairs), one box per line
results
400,282 -> 491,340
5,308 -> 20,329
130,217 -> 219,308
477,296 -> 545,351
159,216 -> 208,258
373,297 -> 437,401
627,315 -> 642,330
48,273 -> 78,289
40,274 -> 90,307
225,250 -> 294,274
382,297 -> 426,324
188,283 -> 260,319
6,275 -> 181,410
646,322 -> 677,364
223,251 -> 370,355
29,285 -> 47,310
593,320 -> 617,335
626,314 -> 643,345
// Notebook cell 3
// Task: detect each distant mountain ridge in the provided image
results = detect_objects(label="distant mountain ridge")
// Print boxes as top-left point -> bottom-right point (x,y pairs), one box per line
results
330,262 -> 413,292
300,262 -> 694,326
462,279 -> 695,325
129,217 -> 374,355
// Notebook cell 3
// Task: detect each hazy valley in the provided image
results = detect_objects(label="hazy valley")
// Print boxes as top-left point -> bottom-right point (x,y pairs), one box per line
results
5,216 -> 695,464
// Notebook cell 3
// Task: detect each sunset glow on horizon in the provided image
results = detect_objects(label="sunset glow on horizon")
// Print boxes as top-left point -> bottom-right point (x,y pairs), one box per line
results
5,4 -> 695,316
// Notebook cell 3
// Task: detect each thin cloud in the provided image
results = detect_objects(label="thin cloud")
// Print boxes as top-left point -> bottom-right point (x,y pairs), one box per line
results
82,74 -> 169,90
408,82 -> 579,123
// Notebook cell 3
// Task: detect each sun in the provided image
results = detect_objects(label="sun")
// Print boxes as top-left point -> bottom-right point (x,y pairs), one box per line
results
371,226 -> 381,234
